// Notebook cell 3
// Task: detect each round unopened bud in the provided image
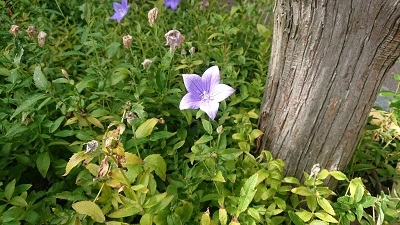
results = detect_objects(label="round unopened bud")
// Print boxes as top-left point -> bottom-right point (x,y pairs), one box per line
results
10,25 -> 20,37
122,35 -> 132,49
216,125 -> 224,134
158,118 -> 165,124
181,49 -> 187,56
61,69 -> 69,79
309,163 -> 321,179
37,31 -> 47,47
199,0 -> 209,10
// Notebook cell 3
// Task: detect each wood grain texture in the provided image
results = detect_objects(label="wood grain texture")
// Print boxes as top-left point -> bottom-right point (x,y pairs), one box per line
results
256,0 -> 400,188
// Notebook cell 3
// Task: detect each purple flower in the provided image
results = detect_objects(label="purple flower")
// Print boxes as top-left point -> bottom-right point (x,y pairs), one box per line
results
110,0 -> 129,23
164,0 -> 181,11
179,66 -> 234,120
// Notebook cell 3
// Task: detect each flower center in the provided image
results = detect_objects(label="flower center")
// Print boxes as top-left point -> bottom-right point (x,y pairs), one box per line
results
201,91 -> 212,101
119,8 -> 126,15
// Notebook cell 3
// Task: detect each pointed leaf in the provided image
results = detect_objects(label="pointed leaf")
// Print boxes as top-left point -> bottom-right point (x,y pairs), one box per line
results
317,197 -> 335,216
72,201 -> 105,222
4,179 -> 16,201
144,154 -> 166,181
37,152 -> 50,177
314,212 -> 338,223
64,151 -> 97,176
33,65 -> 50,90
135,118 -> 158,139
108,205 -> 142,218
10,94 -> 47,119
237,173 -> 258,215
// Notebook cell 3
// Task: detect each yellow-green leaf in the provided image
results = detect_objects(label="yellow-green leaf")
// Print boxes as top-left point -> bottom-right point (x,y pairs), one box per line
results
144,154 -> 166,181
219,207 -> 228,225
314,212 -> 338,223
212,171 -> 226,182
72,201 -> 105,223
295,210 -> 313,222
63,151 -> 97,176
317,197 -> 335,216
108,205 -> 142,218
135,118 -> 158,139
329,171 -> 348,181
291,186 -> 313,196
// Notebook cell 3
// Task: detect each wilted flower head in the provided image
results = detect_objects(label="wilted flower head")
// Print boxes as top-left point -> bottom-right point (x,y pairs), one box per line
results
309,163 -> 321,179
141,59 -> 152,68
37,31 -> 47,47
26,25 -> 36,39
148,7 -> 158,27
189,46 -> 195,55
164,0 -> 181,11
122,34 -> 132,49
179,66 -> 234,120
85,140 -> 99,154
181,49 -> 187,56
110,0 -> 129,23
199,0 -> 209,10
9,25 -> 19,37
165,30 -> 185,52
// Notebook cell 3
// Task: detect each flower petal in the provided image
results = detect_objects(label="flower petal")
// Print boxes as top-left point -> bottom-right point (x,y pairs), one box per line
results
201,66 -> 220,93
121,0 -> 128,7
200,100 -> 219,120
211,84 -> 235,102
179,93 -> 201,110
113,2 -> 122,10
182,74 -> 204,96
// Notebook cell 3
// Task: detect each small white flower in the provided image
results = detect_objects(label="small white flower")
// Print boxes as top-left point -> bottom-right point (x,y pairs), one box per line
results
37,31 -> 47,47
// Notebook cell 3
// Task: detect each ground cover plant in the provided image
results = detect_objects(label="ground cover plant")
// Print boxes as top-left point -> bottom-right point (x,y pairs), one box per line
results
1,0 -> 400,224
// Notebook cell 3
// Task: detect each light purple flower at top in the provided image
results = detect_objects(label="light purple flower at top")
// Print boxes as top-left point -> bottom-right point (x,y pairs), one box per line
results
179,66 -> 235,120
164,0 -> 181,11
110,0 -> 129,23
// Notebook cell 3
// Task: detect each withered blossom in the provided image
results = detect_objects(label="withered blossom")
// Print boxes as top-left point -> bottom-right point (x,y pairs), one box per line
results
181,49 -> 187,56
97,156 -> 109,178
189,46 -> 195,55
309,163 -> 321,179
85,140 -> 99,154
26,25 -> 36,39
148,7 -> 158,27
141,59 -> 152,69
37,31 -> 47,47
164,30 -> 185,52
122,34 -> 132,49
9,25 -> 19,37
199,0 -> 209,10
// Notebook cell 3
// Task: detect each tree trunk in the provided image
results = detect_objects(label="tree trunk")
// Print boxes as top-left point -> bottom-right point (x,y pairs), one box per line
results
255,0 -> 400,189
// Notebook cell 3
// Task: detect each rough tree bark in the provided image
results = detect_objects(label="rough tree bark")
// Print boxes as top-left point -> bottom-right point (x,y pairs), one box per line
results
255,0 -> 400,189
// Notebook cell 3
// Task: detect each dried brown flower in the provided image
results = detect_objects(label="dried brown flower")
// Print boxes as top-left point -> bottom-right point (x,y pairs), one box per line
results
148,7 -> 158,27
37,31 -> 47,47
122,34 -> 132,49
141,59 -> 152,69
10,25 -> 20,37
26,25 -> 36,39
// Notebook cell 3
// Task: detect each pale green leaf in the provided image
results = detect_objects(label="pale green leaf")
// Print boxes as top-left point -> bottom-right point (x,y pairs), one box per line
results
295,210 -> 313,222
201,119 -> 213,135
314,212 -> 338,223
212,171 -> 226,182
237,173 -> 258,216
108,205 -> 142,218
144,154 -> 166,181
317,197 -> 335,216
4,179 -> 16,201
10,94 -> 47,120
63,151 -> 97,176
329,171 -> 348,181
135,118 -> 158,139
72,201 -> 105,222
33,65 -> 50,90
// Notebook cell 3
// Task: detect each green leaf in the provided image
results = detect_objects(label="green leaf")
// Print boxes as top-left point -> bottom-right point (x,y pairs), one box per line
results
354,184 -> 363,203
135,118 -> 158,139
195,135 -> 213,145
212,171 -> 226,182
237,173 -> 258,216
201,119 -> 213,135
33,65 -> 50,90
247,207 -> 261,222
72,201 -> 105,222
4,179 -> 16,201
317,197 -> 335,216
329,171 -> 348,181
289,211 -> 306,225
250,129 -> 263,141
10,196 -> 28,207
295,210 -> 313,222
282,177 -> 300,185
110,68 -> 129,86
140,214 -> 153,225
219,207 -> 228,225
106,42 -> 121,58
149,131 -> 176,141
291,186 -> 313,196
50,116 -> 65,133
36,152 -> 50,178
314,212 -> 338,223
63,151 -> 97,176
175,202 -> 193,222
144,154 -> 166,181
10,94 -> 47,120
143,193 -> 167,209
